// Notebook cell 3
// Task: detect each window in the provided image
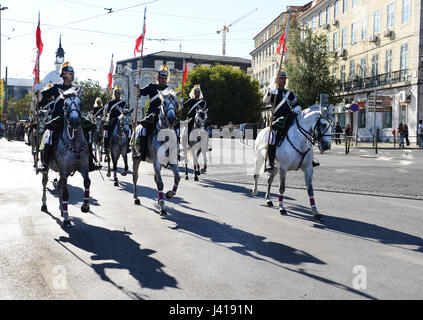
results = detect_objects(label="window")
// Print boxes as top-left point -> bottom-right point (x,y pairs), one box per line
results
312,15 -> 316,31
349,60 -> 355,80
400,105 -> 406,124
387,3 -> 395,29
341,64 -> 346,83
382,107 -> 392,128
334,0 -> 339,19
371,53 -> 379,77
333,31 -> 339,49
319,11 -> 324,27
352,0 -> 357,7
342,0 -> 348,14
402,0 -> 410,23
385,49 -> 392,74
326,35 -> 330,52
400,43 -> 408,80
359,57 -> 367,78
326,6 -> 330,23
362,17 -> 368,40
373,10 -> 381,35
341,27 -> 347,48
358,109 -> 366,128
351,23 -> 357,44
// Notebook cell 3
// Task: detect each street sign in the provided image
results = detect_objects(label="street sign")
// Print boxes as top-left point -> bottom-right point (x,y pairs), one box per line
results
368,107 -> 391,112
368,95 -> 391,107
350,103 -> 359,112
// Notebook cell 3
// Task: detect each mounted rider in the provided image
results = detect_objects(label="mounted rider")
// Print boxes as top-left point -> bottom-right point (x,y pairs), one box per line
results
263,69 -> 319,172
133,65 -> 177,161
103,86 -> 131,154
93,97 -> 104,118
36,62 -> 102,173
182,84 -> 209,137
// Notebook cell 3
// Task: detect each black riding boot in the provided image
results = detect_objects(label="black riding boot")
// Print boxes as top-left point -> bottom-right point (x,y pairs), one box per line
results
38,143 -> 53,173
135,135 -> 148,161
265,144 -> 276,172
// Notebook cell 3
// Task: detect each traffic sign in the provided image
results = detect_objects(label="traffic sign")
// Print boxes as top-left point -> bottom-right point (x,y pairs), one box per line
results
350,103 -> 359,112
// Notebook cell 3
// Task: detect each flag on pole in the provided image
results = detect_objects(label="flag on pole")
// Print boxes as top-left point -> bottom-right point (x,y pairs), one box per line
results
183,62 -> 187,86
107,54 -> 114,92
134,7 -> 146,57
276,31 -> 287,55
36,12 -> 43,56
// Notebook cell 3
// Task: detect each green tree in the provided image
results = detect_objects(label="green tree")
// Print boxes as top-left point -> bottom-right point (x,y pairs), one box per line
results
7,93 -> 32,120
75,79 -> 112,113
178,65 -> 262,127
286,28 -> 337,108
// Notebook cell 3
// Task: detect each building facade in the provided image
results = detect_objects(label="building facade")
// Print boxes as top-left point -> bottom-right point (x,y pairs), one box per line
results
113,51 -> 251,121
298,0 -> 422,143
249,4 -> 311,125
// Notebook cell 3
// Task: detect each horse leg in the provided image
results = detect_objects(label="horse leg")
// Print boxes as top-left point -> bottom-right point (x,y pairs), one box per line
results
58,176 -> 71,227
41,172 -> 49,212
81,169 -> 91,213
132,157 -> 141,205
106,149 -> 111,177
278,168 -> 287,215
113,152 -> 119,186
122,150 -> 128,176
154,162 -> 166,216
192,147 -> 200,181
166,164 -> 180,199
265,171 -> 276,207
304,166 -> 321,221
185,163 -> 189,180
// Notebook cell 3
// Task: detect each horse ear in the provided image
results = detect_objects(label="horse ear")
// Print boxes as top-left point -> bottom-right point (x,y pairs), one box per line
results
129,108 -> 134,114
157,90 -> 164,102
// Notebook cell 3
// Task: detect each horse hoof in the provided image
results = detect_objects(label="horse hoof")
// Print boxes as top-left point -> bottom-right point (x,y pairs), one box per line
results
266,201 -> 274,207
106,172 -> 111,177
41,205 -> 47,212
160,209 -> 167,216
121,172 -> 127,176
63,220 -> 72,227
280,209 -> 288,216
134,199 -> 141,205
166,191 -> 175,199
81,204 -> 90,213
314,214 -> 322,221
185,176 -> 189,180
194,176 -> 199,182
114,182 -> 119,187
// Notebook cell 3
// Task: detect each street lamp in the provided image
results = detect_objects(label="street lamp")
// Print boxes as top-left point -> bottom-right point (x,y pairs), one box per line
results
0,4 -> 9,81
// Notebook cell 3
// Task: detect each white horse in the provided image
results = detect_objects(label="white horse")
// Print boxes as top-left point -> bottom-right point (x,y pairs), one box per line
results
251,105 -> 334,221
184,108 -> 209,181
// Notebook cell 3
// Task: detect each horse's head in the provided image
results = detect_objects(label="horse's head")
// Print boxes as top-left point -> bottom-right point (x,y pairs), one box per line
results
195,109 -> 207,129
158,89 -> 178,128
59,87 -> 83,129
301,105 -> 333,151
119,108 -> 133,137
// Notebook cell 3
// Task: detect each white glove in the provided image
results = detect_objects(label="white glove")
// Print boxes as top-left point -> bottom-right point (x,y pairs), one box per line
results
292,106 -> 302,115
34,84 -> 41,93
270,88 -> 278,95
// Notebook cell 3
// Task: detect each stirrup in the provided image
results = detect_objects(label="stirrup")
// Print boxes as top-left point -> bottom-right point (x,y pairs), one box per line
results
264,163 -> 274,172
37,163 -> 49,174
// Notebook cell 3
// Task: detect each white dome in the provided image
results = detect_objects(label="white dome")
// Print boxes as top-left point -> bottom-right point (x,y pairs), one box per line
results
42,65 -> 62,87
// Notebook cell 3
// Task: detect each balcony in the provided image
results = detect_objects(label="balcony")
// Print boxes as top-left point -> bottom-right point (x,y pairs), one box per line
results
336,69 -> 410,93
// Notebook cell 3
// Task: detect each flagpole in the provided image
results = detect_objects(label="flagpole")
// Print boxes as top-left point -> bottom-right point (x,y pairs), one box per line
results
179,58 -> 186,119
264,8 -> 292,171
132,7 -> 146,142
34,12 -> 41,170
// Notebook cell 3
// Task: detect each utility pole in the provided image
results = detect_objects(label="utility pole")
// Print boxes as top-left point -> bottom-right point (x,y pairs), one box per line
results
0,4 -> 8,81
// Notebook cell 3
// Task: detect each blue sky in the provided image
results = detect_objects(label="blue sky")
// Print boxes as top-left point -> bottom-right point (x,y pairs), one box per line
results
1,0 -> 306,87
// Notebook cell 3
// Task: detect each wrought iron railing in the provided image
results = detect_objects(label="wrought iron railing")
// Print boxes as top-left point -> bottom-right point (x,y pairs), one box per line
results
336,69 -> 410,93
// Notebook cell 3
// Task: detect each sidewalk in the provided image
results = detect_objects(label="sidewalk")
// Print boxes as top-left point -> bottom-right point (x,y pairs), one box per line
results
331,141 -> 422,150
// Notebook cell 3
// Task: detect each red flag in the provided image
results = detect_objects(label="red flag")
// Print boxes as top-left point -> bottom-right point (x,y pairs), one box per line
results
183,63 -> 187,86
32,57 -> 39,87
36,12 -> 43,56
277,31 -> 287,55
107,55 -> 114,92
134,8 -> 146,57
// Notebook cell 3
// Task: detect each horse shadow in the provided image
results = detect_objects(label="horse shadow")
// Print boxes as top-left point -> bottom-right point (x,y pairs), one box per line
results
286,203 -> 423,253
46,182 -> 100,207
200,179 -> 296,201
47,214 -> 178,299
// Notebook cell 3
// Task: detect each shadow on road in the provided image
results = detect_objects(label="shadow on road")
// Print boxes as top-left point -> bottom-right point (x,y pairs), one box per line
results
44,212 -> 178,299
287,204 -> 423,252
45,183 -> 100,207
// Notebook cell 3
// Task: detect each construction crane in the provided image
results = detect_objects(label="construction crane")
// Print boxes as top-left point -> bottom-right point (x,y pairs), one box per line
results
217,8 -> 257,56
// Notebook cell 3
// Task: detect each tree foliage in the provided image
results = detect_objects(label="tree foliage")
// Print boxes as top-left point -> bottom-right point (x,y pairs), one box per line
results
75,79 -> 112,113
178,65 -> 263,127
7,93 -> 32,120
286,28 -> 337,108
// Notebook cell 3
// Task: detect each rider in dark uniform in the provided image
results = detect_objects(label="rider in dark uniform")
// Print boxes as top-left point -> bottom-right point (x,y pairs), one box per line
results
263,70 -> 320,172
92,97 -> 104,117
133,66 -> 175,161
37,62 -> 101,173
181,84 -> 209,137
103,86 -> 130,154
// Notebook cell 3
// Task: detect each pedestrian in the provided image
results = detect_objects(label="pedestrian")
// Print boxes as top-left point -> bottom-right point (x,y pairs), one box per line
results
418,120 -> 423,148
345,124 -> 352,153
335,122 -> 342,145
398,123 -> 405,148
403,123 -> 410,146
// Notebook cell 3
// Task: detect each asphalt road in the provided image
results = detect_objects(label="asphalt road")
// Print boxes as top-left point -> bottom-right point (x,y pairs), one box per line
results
0,137 -> 422,300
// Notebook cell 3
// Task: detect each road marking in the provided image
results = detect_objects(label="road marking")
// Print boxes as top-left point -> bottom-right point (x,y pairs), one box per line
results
383,251 -> 423,266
